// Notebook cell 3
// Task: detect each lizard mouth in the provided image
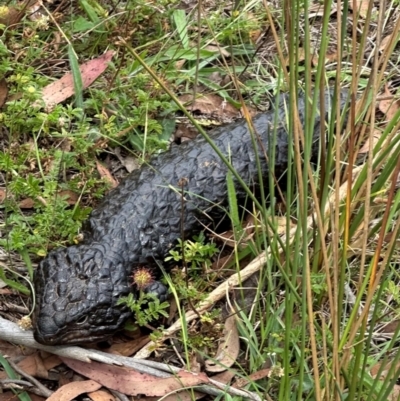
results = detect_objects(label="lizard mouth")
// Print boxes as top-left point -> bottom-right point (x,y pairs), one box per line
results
32,312 -> 119,345
34,325 -> 114,346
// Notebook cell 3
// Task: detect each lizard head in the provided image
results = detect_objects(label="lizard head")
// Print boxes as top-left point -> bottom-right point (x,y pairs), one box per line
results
33,244 -> 132,345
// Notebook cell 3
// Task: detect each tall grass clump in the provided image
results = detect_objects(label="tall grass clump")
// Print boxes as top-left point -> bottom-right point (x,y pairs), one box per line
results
221,0 -> 400,400
157,0 -> 400,400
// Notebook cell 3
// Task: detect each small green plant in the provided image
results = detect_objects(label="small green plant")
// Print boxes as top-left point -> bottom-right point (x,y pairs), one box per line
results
118,292 -> 169,327
181,310 -> 223,351
165,232 -> 219,271
118,267 -> 169,327
310,272 -> 328,295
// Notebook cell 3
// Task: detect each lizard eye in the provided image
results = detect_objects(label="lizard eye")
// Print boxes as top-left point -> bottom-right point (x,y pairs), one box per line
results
76,316 -> 88,325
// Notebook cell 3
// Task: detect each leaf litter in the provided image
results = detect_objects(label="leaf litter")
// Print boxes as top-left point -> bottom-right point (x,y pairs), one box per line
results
62,358 -> 210,397
40,51 -> 115,109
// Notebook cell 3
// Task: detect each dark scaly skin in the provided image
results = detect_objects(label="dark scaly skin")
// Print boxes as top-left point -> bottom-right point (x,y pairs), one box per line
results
33,90 -> 348,345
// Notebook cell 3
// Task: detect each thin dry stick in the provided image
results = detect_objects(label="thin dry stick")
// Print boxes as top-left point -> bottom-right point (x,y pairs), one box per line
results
6,358 -> 53,398
366,0 -> 386,288
333,6 -> 344,398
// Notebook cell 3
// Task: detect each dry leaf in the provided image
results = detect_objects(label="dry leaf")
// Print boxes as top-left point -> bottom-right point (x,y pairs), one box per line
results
210,254 -> 234,271
213,214 -> 257,249
0,78 -> 8,108
377,320 -> 400,334
308,2 -> 329,17
0,339 -> 33,361
62,358 -> 210,397
18,353 -> 48,379
234,369 -> 271,388
178,93 -> 240,121
145,390 -> 204,401
205,315 -> 239,372
41,50 -> 115,108
96,160 -> 118,188
249,29 -> 262,43
58,190 -> 79,205
47,380 -> 102,401
379,35 -> 393,53
378,86 -> 400,121
174,122 -> 199,141
109,335 -> 151,356
211,369 -> 236,384
269,216 -> 294,236
203,44 -> 230,57
19,198 -> 35,209
58,190 -> 79,204
348,0 -> 370,19
312,51 -> 345,67
388,385 -> 400,401
0,6 -> 23,27
114,148 -> 141,174
175,59 -> 186,70
88,390 -> 116,401
0,353 -> 62,380
27,1 -> 45,23
0,189 -> 5,203
284,47 -> 307,66
358,129 -> 381,154
370,358 -> 400,400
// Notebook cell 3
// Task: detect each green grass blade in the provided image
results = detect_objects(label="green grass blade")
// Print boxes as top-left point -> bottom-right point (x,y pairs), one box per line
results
19,248 -> 33,281
226,170 -> 241,234
172,10 -> 189,49
79,0 -> 99,23
0,268 -> 30,295
68,44 -> 84,109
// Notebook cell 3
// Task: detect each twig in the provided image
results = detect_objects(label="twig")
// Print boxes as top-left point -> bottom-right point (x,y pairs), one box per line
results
0,317 -> 122,365
0,378 -> 50,397
1,378 -> 32,388
6,357 -> 53,398
0,303 -> 29,314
